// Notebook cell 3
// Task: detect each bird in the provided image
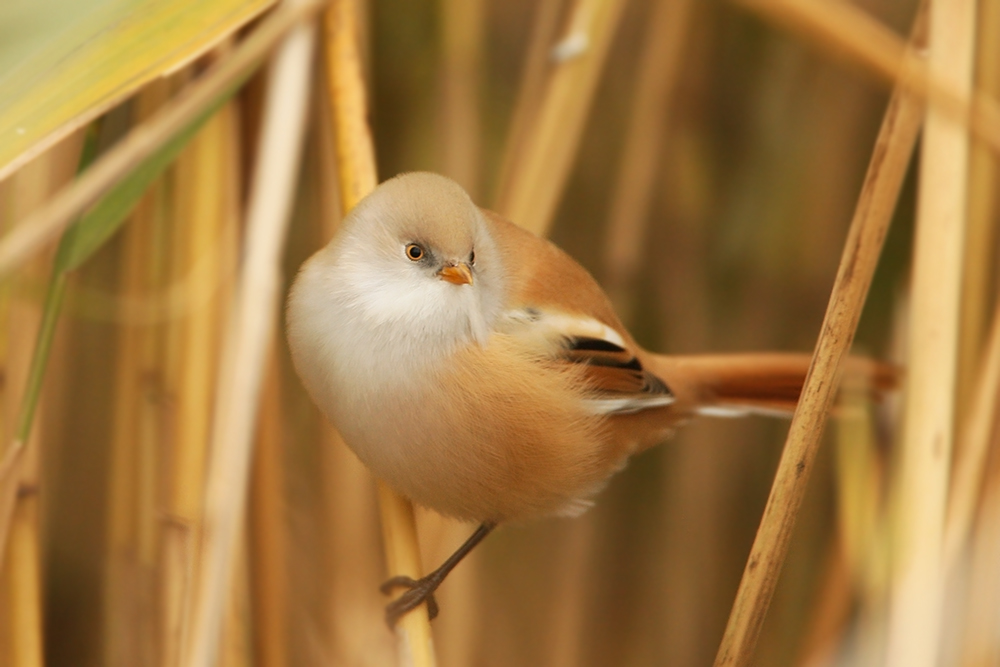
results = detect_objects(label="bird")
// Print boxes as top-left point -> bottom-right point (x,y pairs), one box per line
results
285,171 -> 892,626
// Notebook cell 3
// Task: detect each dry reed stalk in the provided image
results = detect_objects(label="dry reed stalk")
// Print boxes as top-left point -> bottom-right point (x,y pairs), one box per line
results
733,0 -> 1000,160
249,351 -> 290,667
955,470 -> 1000,665
885,1 -> 975,665
377,482 -> 435,666
712,10 -> 927,664
1,489 -> 43,667
160,98 -> 241,667
543,515 -> 596,667
957,0 -> 1000,414
101,81 -> 176,667
0,0 -> 328,279
324,0 -> 436,663
945,305 -> 1000,571
182,8 -> 316,666
101,184 -> 154,666
491,0 -> 565,209
324,0 -> 377,206
604,0 -> 693,320
0,147 -> 75,667
439,0 -> 484,195
945,0 -> 1000,572
496,0 -> 627,236
219,543 -> 254,667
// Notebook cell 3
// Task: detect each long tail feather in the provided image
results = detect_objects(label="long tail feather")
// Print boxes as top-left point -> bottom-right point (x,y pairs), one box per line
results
643,352 -> 898,417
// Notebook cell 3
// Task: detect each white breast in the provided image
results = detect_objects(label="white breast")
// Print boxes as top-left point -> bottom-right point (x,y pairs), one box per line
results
285,242 -> 500,457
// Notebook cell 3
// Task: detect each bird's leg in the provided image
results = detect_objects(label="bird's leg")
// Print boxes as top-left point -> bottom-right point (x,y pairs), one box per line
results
380,522 -> 495,627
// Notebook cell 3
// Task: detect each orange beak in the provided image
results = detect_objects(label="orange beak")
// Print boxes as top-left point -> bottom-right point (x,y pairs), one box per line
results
438,262 -> 473,286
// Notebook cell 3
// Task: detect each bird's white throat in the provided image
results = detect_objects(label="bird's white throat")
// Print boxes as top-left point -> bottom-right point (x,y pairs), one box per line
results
286,234 -> 506,409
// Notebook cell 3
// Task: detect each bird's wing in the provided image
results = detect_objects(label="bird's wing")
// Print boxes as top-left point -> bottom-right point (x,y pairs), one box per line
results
480,209 -> 676,416
499,307 -> 675,415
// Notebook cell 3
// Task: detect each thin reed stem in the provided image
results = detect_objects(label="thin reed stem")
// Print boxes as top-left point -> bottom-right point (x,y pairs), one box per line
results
496,0 -> 628,236
182,9 -> 316,666
492,0 -> 565,209
713,8 -> 927,664
957,0 -> 1000,412
604,0 -> 693,320
159,97 -> 241,667
0,129 -> 98,566
439,0 -> 484,195
733,0 -> 1000,160
885,2 -> 976,665
249,352 -> 290,667
945,304 -> 1000,571
103,109 -> 165,667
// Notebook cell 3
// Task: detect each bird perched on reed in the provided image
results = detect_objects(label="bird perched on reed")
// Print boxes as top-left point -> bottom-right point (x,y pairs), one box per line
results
286,171 -> 892,626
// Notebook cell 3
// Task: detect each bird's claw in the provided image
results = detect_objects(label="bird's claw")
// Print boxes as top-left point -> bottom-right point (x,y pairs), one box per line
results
380,575 -> 440,626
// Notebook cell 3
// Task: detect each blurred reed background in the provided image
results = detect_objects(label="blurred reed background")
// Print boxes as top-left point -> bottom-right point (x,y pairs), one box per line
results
1,0 -> 998,665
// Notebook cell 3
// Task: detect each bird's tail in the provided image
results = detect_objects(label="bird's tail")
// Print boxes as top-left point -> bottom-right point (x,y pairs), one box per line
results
643,352 -> 898,418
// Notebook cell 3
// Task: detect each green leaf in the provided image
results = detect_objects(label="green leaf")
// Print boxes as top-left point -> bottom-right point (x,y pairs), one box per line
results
0,0 -> 274,180
53,90 -> 235,272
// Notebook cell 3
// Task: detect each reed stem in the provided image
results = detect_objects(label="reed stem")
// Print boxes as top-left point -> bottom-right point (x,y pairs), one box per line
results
713,8 -> 927,664
885,1 -> 975,665
182,8 -> 316,665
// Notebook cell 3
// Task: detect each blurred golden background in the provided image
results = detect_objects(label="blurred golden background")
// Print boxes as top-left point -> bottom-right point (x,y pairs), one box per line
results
2,0 -> 998,665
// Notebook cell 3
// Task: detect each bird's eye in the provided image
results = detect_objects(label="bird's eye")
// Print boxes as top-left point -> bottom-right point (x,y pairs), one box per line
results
469,249 -> 475,264
405,244 -> 424,261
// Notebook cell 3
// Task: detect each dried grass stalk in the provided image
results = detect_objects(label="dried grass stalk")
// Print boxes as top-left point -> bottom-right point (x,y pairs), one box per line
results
0,129 -> 89,665
439,0 -> 484,195
945,305 -> 1000,570
249,352 -> 290,667
713,8 -> 927,664
0,151 -> 72,667
957,0 -> 1000,411
103,82 -> 173,667
160,97 -> 240,667
956,471 -> 1000,665
885,1 -> 976,665
182,9 -> 316,666
734,0 -> 1000,157
492,0 -> 566,209
324,0 -> 377,204
496,0 -> 627,236
946,0 -> 1000,570
604,0 -> 693,319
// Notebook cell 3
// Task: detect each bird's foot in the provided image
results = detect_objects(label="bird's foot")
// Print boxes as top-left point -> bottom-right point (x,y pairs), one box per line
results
380,575 -> 441,627
378,523 -> 496,628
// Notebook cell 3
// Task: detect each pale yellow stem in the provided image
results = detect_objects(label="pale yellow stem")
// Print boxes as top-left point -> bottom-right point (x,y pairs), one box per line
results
885,1 -> 976,665
497,0 -> 628,236
183,6 -> 316,666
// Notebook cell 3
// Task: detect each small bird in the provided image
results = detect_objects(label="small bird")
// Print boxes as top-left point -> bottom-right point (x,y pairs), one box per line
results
286,172 -> 890,626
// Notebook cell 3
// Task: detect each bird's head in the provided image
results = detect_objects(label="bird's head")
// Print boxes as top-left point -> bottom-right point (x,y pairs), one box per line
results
299,172 -> 507,356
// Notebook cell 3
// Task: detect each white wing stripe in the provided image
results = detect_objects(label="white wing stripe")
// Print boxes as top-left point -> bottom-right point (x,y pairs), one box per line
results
583,395 -> 675,416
